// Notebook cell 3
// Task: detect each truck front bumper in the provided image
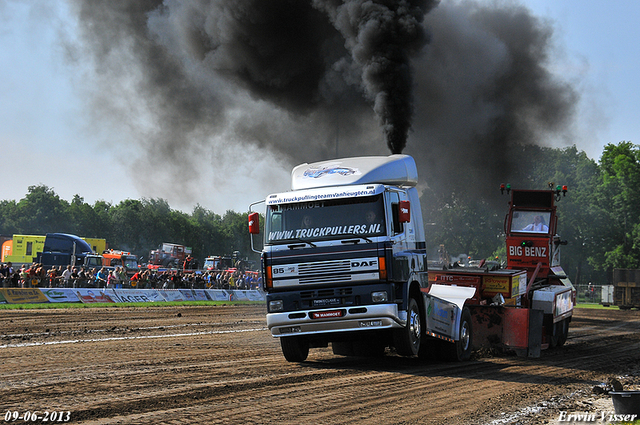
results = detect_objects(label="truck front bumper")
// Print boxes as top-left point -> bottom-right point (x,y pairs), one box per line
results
267,303 -> 405,337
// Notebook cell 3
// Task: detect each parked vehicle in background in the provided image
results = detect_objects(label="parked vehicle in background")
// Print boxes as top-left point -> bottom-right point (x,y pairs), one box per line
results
36,233 -> 103,270
148,242 -> 192,269
203,255 -> 234,271
1,234 -> 106,268
102,249 -> 140,277
203,252 -> 254,272
612,269 -> 640,309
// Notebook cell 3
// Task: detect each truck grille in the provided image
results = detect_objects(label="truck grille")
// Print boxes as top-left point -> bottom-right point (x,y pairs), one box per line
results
300,288 -> 353,299
298,259 -> 351,275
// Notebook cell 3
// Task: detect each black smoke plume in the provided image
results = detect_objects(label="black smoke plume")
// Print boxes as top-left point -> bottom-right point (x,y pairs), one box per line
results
67,0 -> 578,209
312,0 -> 435,153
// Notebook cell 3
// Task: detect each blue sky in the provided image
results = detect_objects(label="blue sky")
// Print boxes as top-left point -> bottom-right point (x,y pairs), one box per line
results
0,0 -> 638,213
522,0 -> 640,157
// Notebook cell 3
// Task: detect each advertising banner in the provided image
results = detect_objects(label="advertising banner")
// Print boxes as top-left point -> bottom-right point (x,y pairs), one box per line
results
178,289 -> 207,301
205,289 -> 232,301
0,288 -> 50,304
191,289 -> 208,301
0,287 -> 265,304
243,290 -> 265,301
75,288 -> 115,303
40,288 -> 81,303
230,291 -> 250,301
158,290 -> 186,302
110,289 -> 165,303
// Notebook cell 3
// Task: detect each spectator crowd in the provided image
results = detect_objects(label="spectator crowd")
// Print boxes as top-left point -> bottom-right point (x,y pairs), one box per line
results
0,261 -> 262,291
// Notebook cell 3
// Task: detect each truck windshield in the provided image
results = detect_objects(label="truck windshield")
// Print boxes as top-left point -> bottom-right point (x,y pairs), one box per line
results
123,256 -> 139,269
511,210 -> 551,234
266,194 -> 386,244
85,256 -> 103,268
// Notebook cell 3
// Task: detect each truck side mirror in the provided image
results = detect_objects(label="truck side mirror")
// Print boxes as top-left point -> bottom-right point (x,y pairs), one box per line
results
398,200 -> 410,223
248,212 -> 260,234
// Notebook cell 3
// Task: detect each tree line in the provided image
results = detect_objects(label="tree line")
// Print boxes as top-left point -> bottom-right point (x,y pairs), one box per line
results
1,141 -> 638,285
0,192 -> 258,267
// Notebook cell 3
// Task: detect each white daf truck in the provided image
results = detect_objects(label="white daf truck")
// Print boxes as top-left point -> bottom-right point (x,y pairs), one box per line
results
248,155 -> 573,362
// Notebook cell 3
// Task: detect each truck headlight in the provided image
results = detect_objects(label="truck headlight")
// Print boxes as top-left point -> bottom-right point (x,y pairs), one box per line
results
371,291 -> 388,303
269,300 -> 284,312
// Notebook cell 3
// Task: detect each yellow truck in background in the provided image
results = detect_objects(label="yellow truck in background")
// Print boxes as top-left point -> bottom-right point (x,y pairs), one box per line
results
1,234 -> 107,266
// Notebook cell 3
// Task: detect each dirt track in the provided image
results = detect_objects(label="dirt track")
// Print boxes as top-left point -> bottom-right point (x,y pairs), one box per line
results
1,305 -> 639,424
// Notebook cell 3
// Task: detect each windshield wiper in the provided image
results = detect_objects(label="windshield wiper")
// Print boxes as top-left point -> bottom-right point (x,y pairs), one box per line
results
340,234 -> 373,244
287,239 -> 317,249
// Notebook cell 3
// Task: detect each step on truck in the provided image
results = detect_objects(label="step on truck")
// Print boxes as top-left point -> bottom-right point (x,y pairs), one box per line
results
248,155 -> 575,362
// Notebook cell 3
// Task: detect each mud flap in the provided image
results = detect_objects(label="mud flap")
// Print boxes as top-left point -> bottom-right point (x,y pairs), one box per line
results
471,306 -> 543,357
504,308 -> 543,358
526,309 -> 543,358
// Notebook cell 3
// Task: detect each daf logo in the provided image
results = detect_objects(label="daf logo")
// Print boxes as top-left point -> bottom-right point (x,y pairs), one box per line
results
351,260 -> 377,268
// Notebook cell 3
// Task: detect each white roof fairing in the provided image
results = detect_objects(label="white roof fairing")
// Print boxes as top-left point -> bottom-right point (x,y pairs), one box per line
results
290,154 -> 418,190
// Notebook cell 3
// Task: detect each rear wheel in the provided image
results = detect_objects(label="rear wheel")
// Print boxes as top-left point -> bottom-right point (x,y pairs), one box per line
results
454,307 -> 473,361
280,336 -> 309,362
393,297 -> 422,356
439,307 -> 472,361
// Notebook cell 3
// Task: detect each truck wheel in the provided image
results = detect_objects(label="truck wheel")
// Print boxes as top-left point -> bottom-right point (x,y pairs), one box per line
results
454,307 -> 473,361
280,336 -> 309,362
440,307 -> 472,362
393,297 -> 422,356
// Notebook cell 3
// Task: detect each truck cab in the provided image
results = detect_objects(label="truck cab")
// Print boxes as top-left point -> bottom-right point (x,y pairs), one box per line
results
102,249 -> 140,277
37,233 -> 103,270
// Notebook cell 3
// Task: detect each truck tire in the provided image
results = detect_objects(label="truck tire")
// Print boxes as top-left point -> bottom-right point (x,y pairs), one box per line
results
454,307 -> 473,361
280,336 -> 309,362
439,307 -> 473,362
393,297 -> 422,357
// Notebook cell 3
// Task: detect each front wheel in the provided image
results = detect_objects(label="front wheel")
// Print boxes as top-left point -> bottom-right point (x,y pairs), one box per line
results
393,297 -> 422,356
280,336 -> 309,362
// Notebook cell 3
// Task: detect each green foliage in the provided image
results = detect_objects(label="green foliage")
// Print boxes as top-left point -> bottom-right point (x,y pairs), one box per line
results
589,142 -> 640,270
0,189 -> 261,266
